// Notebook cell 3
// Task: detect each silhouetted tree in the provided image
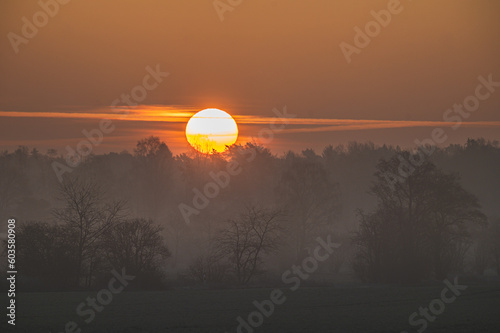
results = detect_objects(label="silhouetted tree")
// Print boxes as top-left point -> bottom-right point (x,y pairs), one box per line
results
353,153 -> 486,283
473,227 -> 490,276
277,151 -> 340,259
15,222 -> 77,289
53,177 -> 127,286
188,245 -> 229,286
223,143 -> 276,203
216,206 -> 283,284
486,218 -> 500,275
102,218 -> 170,288
134,136 -> 174,217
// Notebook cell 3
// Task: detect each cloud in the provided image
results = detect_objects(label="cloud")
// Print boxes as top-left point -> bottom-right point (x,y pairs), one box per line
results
2,107 -> 500,135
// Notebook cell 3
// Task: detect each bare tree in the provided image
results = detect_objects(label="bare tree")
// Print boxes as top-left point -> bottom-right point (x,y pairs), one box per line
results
102,218 -> 170,275
216,206 -> 283,285
188,247 -> 229,285
53,177 -> 127,286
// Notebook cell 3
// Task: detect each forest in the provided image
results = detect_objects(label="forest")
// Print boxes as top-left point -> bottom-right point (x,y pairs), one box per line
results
1,137 -> 499,290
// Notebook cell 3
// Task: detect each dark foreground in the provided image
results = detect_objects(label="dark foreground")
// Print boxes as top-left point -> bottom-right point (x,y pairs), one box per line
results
6,283 -> 500,333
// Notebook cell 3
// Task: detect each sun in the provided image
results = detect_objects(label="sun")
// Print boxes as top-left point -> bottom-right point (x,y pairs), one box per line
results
185,108 -> 238,153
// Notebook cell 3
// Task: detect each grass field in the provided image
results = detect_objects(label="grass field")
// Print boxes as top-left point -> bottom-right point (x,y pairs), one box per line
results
6,283 -> 500,333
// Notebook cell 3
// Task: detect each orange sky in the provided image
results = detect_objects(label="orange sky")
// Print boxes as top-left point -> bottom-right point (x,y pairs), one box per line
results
1,0 -> 499,154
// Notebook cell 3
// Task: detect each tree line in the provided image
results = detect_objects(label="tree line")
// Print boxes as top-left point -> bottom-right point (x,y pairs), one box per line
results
1,137 -> 500,289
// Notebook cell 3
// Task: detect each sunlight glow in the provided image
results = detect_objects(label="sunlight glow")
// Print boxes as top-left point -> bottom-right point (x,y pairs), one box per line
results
185,108 -> 238,153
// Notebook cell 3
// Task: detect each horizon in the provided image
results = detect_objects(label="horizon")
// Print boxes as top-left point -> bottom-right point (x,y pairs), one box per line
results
2,105 -> 500,155
3,131 -> 499,158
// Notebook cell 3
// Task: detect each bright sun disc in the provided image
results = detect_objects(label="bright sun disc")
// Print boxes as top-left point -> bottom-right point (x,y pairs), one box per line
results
185,108 -> 238,153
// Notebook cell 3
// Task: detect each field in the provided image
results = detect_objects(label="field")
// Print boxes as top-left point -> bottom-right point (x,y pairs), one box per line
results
7,283 -> 500,333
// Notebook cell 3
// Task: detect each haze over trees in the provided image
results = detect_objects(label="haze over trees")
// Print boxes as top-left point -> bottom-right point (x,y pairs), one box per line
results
216,206 -> 283,284
1,137 -> 499,289
353,153 -> 486,283
53,178 -> 127,286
